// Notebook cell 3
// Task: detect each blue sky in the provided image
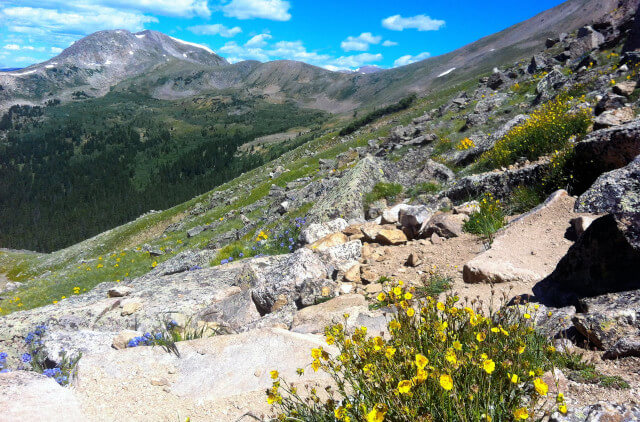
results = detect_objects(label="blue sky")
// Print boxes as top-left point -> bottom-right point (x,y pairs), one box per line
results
0,0 -> 565,70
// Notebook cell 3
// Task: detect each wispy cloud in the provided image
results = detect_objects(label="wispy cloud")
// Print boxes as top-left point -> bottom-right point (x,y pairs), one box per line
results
341,32 -> 382,52
382,40 -> 398,47
188,24 -> 242,38
245,33 -> 272,47
393,51 -> 431,67
222,0 -> 291,21
382,14 -> 445,31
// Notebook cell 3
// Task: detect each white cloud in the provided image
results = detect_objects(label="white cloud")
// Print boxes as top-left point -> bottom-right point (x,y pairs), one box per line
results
219,41 -> 270,62
222,0 -> 291,21
219,37 -> 382,70
340,32 -> 382,52
2,43 -> 44,52
188,24 -> 242,38
3,44 -> 21,50
51,46 -> 63,53
245,33 -> 272,47
332,52 -> 382,68
382,40 -> 397,47
101,0 -> 210,18
0,6 -> 157,36
382,14 -> 445,31
393,51 -> 431,67
6,1 -> 210,18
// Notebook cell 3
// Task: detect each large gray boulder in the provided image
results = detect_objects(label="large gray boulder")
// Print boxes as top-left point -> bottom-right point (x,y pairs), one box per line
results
306,155 -> 386,222
575,155 -> 640,214
300,218 -> 349,244
443,158 -> 549,203
73,328 -> 335,421
572,290 -> 640,359
0,371 -> 85,422
550,403 -> 640,422
540,213 -> 640,299
233,248 -> 330,314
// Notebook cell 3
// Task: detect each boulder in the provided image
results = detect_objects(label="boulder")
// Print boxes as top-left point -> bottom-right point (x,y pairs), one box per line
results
343,264 -> 361,283
571,120 -> 640,195
317,240 -> 363,273
365,199 -> 387,220
423,213 -> 468,238
541,213 -> 640,299
453,201 -> 480,216
568,26 -> 605,57
306,156 -> 386,222
569,216 -> 595,237
487,72 -> 508,90
233,248 -> 329,314
612,80 -> 637,97
398,205 -> 434,237
593,107 -> 635,129
186,225 -> 206,238
464,191 -> 578,284
198,290 -> 263,332
536,69 -> 566,102
307,232 -> 348,251
381,203 -> 411,224
73,328 -> 336,421
444,158 -> 549,202
528,54 -> 550,74
0,371 -> 85,422
300,218 -> 349,244
572,290 -> 640,358
594,93 -> 626,116
550,403 -> 640,422
375,229 -> 408,245
291,295 -> 388,335
575,155 -> 640,214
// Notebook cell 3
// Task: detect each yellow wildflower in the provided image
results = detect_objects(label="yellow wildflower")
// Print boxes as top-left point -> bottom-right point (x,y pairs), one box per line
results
534,378 -> 548,396
439,374 -> 453,391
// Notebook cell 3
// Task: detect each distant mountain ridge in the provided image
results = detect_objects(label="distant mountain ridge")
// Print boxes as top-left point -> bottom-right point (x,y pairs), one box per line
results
0,0 -> 636,113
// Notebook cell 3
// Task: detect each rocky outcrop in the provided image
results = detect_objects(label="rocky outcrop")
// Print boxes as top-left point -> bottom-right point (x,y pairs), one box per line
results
306,156 -> 385,222
575,155 -> 640,213
0,371 -> 85,422
444,158 -> 549,203
463,191 -> 582,284
572,119 -> 640,194
572,290 -> 640,358
551,403 -> 640,421
540,213 -> 640,299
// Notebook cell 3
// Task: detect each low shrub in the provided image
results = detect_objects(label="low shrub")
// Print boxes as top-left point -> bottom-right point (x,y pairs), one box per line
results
507,186 -> 544,215
405,182 -> 441,199
476,94 -> 591,169
463,193 -> 506,242
364,182 -> 404,207
268,281 -> 568,421
212,217 -> 307,265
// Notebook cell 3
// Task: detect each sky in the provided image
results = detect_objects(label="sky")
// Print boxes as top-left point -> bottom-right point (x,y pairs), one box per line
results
0,0 -> 566,70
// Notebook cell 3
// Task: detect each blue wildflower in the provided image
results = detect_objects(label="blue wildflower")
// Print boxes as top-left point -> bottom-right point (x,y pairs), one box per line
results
220,259 -> 228,265
228,256 -> 234,262
280,242 -> 285,247
21,353 -> 32,363
0,352 -> 7,361
288,245 -> 293,250
238,252 -> 244,257
0,369 -> 10,373
288,238 -> 294,243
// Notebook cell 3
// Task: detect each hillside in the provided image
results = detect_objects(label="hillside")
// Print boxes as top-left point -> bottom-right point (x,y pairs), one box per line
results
1,1 -> 640,420
0,0 -> 635,253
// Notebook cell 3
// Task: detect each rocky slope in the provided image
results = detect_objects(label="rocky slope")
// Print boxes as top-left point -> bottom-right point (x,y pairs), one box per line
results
2,2 -> 640,421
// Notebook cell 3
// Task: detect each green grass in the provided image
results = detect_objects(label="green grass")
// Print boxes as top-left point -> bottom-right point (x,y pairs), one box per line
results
416,272 -> 453,297
553,352 -> 629,390
463,194 -> 506,242
405,182 -> 441,199
364,182 -> 404,207
506,186 -> 543,215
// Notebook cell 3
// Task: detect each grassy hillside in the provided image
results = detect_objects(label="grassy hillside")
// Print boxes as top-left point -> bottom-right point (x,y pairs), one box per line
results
0,91 -> 329,252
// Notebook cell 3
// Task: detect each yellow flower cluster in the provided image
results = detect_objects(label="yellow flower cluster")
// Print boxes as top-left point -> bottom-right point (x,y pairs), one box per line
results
480,93 -> 592,168
455,137 -> 475,151
268,280 -> 565,421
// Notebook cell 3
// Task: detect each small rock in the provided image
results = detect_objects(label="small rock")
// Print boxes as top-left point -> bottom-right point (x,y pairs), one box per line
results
112,330 -> 141,350
430,233 -> 443,245
423,213 -> 468,238
593,107 -> 635,130
121,301 -> 143,316
570,216 -> 595,237
453,201 -> 480,215
150,377 -> 169,386
344,264 -> 361,283
612,80 -> 637,97
405,253 -> 422,268
364,283 -> 383,294
361,268 -> 380,284
375,229 -> 408,245
107,286 -> 133,298
307,232 -> 348,251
